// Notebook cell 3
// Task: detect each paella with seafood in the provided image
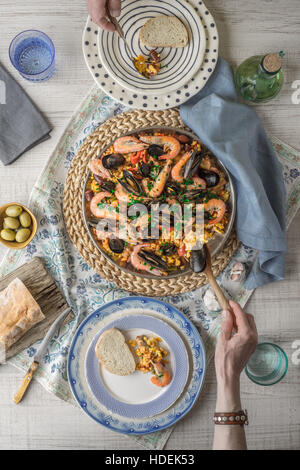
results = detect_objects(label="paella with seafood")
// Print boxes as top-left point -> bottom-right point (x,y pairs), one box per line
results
83,128 -> 233,278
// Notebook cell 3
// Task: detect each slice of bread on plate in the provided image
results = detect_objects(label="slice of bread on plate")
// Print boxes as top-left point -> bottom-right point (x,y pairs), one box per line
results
139,16 -> 189,48
95,328 -> 136,376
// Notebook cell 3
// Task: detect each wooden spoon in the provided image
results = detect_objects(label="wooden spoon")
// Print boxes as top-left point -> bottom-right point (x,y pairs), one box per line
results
192,244 -> 237,329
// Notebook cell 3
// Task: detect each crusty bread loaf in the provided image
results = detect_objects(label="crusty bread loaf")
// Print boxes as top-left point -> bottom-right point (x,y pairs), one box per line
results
139,16 -> 189,48
0,278 -> 45,351
95,328 -> 136,376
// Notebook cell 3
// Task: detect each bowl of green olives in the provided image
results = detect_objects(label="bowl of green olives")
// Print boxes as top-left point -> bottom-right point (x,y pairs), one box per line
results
0,203 -> 37,249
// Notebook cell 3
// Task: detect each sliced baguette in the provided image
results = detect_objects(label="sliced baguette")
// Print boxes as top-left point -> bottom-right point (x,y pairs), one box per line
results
139,16 -> 189,48
95,328 -> 136,376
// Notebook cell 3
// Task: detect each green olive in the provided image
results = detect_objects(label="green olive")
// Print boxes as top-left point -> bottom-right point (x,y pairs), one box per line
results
1,229 -> 16,241
15,228 -> 31,243
19,212 -> 32,228
4,216 -> 20,230
5,205 -> 23,218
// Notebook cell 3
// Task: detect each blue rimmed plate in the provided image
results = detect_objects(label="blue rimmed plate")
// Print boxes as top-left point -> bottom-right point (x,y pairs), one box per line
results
98,0 -> 205,95
85,315 -> 189,418
68,297 -> 206,435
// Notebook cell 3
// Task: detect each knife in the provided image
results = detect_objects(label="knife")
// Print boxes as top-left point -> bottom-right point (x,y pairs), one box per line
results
13,307 -> 71,404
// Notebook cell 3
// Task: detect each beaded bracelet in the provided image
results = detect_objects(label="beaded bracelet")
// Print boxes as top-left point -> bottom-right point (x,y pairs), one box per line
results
214,409 -> 248,425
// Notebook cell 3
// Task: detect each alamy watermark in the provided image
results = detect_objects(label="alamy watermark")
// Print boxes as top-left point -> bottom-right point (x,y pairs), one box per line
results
0,79 -> 6,104
291,80 -> 300,104
291,340 -> 300,365
92,201 -> 205,249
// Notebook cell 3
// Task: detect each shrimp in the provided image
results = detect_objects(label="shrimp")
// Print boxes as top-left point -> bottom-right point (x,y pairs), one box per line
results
130,243 -> 167,276
151,362 -> 172,387
139,135 -> 181,160
204,198 -> 226,225
89,158 -> 110,179
142,160 -> 172,198
185,175 -> 207,191
172,151 -> 206,190
115,182 -> 131,203
171,151 -> 193,183
90,192 -> 121,220
113,136 -> 149,153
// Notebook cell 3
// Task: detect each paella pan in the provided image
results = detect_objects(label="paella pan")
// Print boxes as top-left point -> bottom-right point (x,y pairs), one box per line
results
82,127 -> 236,280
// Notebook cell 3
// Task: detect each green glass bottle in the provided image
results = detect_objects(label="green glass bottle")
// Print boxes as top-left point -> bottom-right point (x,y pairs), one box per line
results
235,51 -> 285,103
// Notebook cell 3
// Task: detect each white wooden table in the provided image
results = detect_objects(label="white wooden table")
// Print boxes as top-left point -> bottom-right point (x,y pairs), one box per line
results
0,0 -> 299,450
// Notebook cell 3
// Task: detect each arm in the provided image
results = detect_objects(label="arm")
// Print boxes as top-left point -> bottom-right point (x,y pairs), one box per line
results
86,0 -> 121,31
213,300 -> 258,450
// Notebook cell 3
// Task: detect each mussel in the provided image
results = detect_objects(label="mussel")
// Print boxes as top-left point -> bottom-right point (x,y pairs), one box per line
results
108,238 -> 125,253
138,161 -> 152,177
100,180 -> 116,193
93,174 -> 105,185
88,218 -> 102,229
197,169 -> 220,188
180,189 -> 204,201
118,170 -> 144,196
102,153 -> 125,170
190,247 -> 207,273
164,182 -> 181,198
183,150 -> 204,179
148,144 -> 165,157
161,243 -> 177,256
139,249 -> 169,271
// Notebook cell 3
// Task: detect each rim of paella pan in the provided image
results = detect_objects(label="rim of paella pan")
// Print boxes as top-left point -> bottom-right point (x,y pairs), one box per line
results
82,126 -> 236,280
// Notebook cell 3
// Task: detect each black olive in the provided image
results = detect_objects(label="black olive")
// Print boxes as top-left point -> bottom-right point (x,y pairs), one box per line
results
108,238 -> 125,253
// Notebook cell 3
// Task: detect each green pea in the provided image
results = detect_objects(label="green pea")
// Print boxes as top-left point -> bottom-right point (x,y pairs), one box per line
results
15,228 -> 31,243
5,205 -> 23,218
19,212 -> 32,228
1,229 -> 16,241
4,216 -> 20,230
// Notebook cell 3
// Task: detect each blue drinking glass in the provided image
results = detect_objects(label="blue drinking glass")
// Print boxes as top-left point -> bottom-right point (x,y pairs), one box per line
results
9,30 -> 55,82
245,342 -> 288,386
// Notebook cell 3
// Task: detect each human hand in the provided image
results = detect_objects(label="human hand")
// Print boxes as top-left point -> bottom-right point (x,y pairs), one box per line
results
86,0 -> 121,31
215,300 -> 258,411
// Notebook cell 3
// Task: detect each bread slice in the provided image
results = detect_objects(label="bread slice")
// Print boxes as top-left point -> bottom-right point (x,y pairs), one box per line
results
95,328 -> 136,376
139,16 -> 189,48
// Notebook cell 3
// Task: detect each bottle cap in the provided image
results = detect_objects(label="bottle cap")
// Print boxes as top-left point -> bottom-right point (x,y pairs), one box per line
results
262,53 -> 282,73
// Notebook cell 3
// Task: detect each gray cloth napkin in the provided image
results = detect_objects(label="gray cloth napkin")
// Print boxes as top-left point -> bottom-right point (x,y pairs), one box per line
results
0,62 -> 52,165
180,58 -> 287,290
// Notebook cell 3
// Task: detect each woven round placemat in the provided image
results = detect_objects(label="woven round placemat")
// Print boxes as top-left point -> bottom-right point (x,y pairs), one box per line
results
63,108 -> 240,296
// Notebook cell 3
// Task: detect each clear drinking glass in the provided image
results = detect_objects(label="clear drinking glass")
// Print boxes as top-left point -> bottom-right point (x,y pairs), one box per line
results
245,342 -> 288,386
9,30 -> 55,82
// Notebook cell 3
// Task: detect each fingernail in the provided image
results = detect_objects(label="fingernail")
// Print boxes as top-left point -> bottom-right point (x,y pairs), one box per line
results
222,310 -> 230,319
111,9 -> 121,17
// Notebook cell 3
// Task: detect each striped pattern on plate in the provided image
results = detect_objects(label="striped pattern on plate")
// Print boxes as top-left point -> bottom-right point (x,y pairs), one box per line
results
98,0 -> 205,95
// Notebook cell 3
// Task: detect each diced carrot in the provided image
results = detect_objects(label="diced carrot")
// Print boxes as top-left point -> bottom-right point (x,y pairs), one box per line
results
178,245 -> 186,256
130,153 -> 141,165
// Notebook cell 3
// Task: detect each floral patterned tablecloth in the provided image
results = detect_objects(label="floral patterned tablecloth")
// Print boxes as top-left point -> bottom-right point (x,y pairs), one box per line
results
1,87 -> 300,450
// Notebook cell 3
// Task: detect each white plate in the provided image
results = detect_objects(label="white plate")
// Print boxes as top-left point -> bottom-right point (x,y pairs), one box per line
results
98,0 -> 206,95
82,0 -> 219,110
85,315 -> 189,418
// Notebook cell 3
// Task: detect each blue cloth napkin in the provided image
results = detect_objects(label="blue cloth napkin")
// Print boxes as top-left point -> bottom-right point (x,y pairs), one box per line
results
180,58 -> 287,290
